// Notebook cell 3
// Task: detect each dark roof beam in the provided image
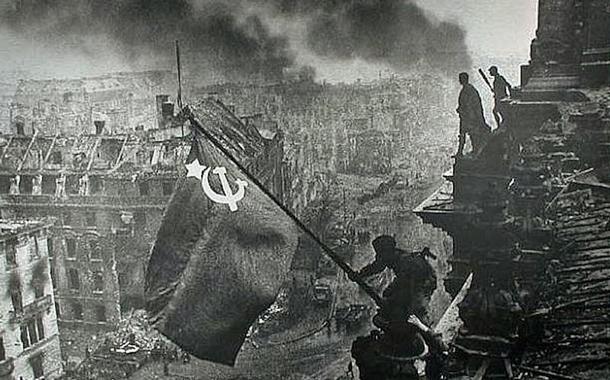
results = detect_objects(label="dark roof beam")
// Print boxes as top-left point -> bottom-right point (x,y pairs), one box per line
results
39,133 -> 60,171
86,136 -> 102,172
0,136 -> 14,165
17,130 -> 39,171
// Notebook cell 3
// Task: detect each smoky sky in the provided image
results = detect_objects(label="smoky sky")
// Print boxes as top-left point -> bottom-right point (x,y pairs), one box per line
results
1,0 -> 471,81
1,0 -> 294,81
304,1 -> 471,73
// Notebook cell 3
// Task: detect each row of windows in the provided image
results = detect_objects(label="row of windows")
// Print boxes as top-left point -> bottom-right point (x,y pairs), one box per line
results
59,301 -> 106,322
10,281 -> 46,313
1,175 -> 103,195
20,316 -> 45,349
56,210 -> 148,229
65,239 -> 101,261
0,175 -> 175,196
62,212 -> 98,228
139,181 -> 174,196
67,268 -> 104,292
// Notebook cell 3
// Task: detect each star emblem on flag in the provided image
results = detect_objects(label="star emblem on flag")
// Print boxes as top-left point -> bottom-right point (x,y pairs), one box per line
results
185,159 -> 206,179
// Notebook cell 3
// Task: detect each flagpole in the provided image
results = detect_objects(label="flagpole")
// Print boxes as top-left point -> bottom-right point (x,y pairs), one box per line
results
175,40 -> 184,137
176,40 -> 183,109
185,107 -> 384,308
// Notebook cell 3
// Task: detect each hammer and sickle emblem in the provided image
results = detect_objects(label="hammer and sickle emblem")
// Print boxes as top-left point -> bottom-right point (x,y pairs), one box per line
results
201,166 -> 248,212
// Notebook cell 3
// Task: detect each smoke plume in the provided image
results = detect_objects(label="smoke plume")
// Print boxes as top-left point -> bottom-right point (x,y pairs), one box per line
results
1,0 -> 294,82
308,1 -> 470,74
0,0 -> 471,81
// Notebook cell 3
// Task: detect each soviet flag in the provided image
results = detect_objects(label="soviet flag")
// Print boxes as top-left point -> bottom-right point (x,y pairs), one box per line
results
145,102 -> 300,366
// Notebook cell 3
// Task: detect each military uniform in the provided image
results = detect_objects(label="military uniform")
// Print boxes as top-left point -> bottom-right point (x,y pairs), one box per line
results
492,73 -> 512,127
352,237 -> 439,380
358,236 -> 437,324
456,83 -> 491,155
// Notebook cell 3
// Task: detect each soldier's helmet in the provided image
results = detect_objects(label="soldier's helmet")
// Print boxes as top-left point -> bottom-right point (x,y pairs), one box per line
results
372,235 -> 396,255
459,72 -> 469,84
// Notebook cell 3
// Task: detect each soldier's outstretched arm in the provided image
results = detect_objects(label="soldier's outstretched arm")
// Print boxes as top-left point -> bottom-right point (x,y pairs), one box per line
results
358,259 -> 386,278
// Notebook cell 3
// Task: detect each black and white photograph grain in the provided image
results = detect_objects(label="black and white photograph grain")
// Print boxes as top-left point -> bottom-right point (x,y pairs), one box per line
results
0,0 -> 609,379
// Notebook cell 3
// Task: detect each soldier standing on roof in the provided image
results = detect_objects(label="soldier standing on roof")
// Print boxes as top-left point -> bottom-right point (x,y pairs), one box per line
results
456,72 -> 491,156
489,66 -> 512,127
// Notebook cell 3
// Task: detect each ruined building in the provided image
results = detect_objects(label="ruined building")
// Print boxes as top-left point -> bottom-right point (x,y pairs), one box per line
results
8,71 -> 175,135
416,0 -> 610,378
347,129 -> 394,175
198,75 -> 455,181
0,219 -> 62,379
0,98 -> 288,364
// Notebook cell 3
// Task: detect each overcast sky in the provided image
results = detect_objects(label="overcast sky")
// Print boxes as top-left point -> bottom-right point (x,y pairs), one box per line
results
417,0 -> 538,56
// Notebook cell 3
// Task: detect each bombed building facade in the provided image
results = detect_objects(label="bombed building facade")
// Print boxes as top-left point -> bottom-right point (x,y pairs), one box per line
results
416,1 -> 610,378
0,98 -> 291,364
0,219 -> 62,379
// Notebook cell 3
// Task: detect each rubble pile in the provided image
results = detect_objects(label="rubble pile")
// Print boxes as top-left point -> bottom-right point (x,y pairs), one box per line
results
99,310 -> 162,351
522,176 -> 610,378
